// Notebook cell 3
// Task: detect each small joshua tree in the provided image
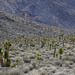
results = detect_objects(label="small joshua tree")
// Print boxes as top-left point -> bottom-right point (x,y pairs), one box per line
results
63,36 -> 66,47
41,37 -> 47,48
59,47 -> 63,59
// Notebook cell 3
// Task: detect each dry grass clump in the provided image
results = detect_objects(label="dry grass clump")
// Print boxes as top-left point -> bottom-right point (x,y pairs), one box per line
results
4,68 -> 24,75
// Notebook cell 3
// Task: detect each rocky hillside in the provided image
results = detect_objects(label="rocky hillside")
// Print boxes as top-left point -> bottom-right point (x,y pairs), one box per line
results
0,0 -> 75,28
0,11 -> 75,40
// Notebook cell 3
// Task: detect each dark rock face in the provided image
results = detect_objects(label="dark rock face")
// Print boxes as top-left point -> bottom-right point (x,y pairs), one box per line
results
0,0 -> 75,28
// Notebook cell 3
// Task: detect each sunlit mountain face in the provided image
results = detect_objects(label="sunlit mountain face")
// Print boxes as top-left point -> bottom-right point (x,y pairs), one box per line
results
0,0 -> 75,29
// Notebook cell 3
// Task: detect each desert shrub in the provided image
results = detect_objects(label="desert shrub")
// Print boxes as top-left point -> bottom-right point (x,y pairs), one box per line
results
37,53 -> 40,60
11,63 -> 17,67
54,60 -> 62,66
69,57 -> 75,63
59,47 -> 63,59
31,62 -> 37,68
67,46 -> 71,49
29,64 -> 34,70
22,67 -> 30,73
56,53 -> 58,57
29,54 -> 35,59
23,56 -> 31,63
4,68 -> 24,75
62,56 -> 70,61
30,42 -> 35,47
19,43 -> 22,48
16,58 -> 19,62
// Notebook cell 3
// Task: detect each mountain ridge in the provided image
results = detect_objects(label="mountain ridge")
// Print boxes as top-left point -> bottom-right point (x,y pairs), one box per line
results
0,0 -> 75,29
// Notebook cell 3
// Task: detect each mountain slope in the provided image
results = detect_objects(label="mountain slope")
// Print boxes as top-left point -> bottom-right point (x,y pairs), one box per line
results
0,0 -> 75,28
0,11 -> 75,40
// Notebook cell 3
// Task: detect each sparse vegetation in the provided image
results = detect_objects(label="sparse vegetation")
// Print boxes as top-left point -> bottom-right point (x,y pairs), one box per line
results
0,9 -> 75,75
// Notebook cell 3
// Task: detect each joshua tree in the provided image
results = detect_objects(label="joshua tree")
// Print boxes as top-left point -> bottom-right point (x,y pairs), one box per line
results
59,47 -> 63,59
60,33 -> 64,40
41,37 -> 47,48
0,47 -> 11,67
6,58 -> 11,67
0,47 -> 4,67
52,39 -> 56,48
59,36 -> 61,42
4,41 -> 12,51
69,35 -> 75,45
0,40 -> 12,67
62,36 -> 66,47
53,45 -> 56,57
47,39 -> 50,46
49,44 -> 52,50
4,50 -> 9,66
37,37 -> 41,45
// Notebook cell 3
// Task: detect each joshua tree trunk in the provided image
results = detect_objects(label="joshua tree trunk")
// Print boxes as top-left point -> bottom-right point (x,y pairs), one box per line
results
0,54 -> 4,67
60,54 -> 62,59
53,48 -> 56,57
63,41 -> 64,47
4,59 -> 7,66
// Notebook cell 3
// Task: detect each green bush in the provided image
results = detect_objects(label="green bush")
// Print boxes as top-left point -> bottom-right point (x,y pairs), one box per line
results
56,53 -> 58,57
16,59 -> 19,62
37,53 -> 40,60
59,47 -> 63,54
11,63 -> 17,67
30,42 -> 35,47
59,47 -> 63,59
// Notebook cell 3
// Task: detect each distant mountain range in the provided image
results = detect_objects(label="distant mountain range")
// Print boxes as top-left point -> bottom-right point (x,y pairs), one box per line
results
0,0 -> 75,28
